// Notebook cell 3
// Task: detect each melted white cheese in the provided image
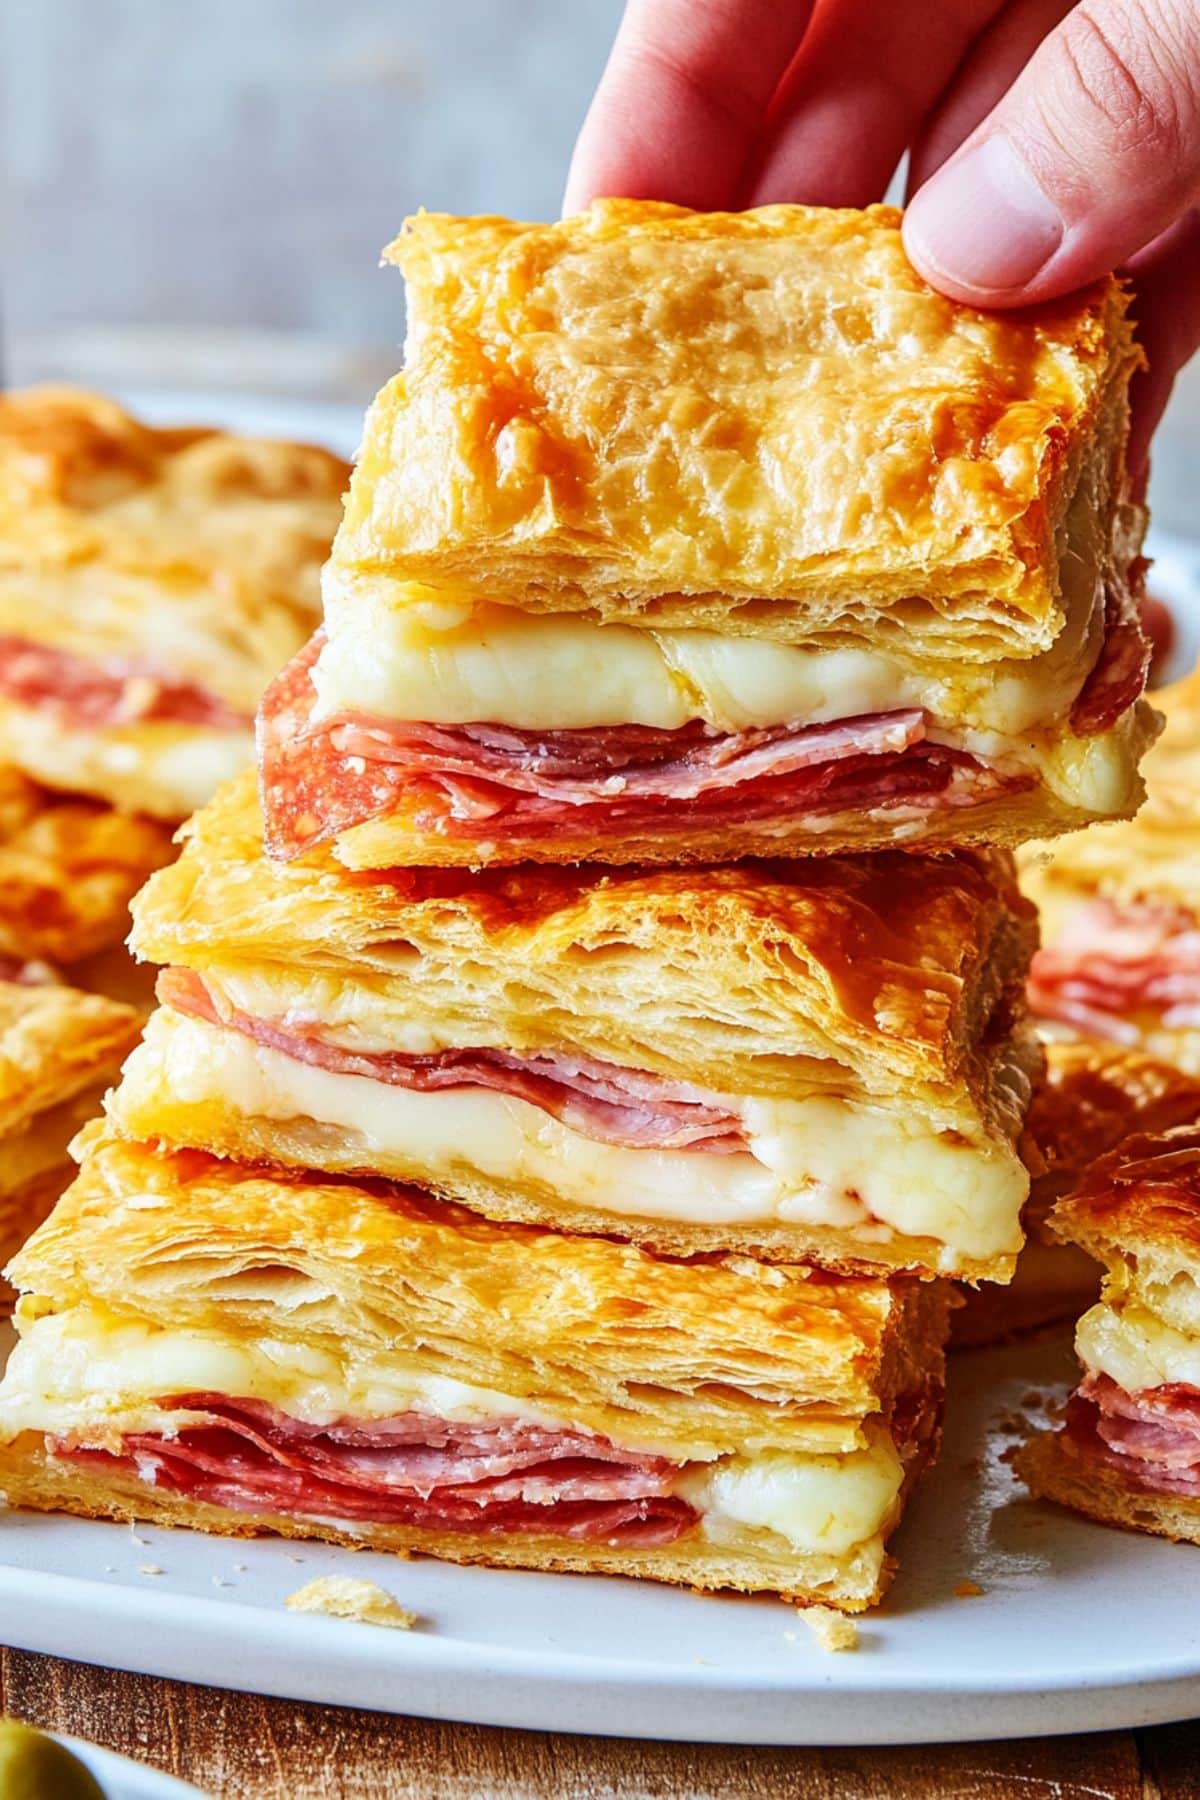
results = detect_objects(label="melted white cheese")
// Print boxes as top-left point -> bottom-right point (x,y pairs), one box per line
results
679,1432 -> 902,1558
0,705 -> 252,819
312,485 -> 1104,738
312,594 -> 1098,738
0,1305 -> 566,1435
1076,1299 -> 1200,1391
0,1304 -> 902,1558
112,1009 -> 1026,1265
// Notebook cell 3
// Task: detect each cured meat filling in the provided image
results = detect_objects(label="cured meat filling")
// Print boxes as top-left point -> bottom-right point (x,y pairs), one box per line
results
54,1393 -> 697,1544
1065,1370 -> 1200,1497
258,636 -> 1032,859
1029,899 -> 1200,1041
0,637 -> 247,732
159,967 -> 749,1155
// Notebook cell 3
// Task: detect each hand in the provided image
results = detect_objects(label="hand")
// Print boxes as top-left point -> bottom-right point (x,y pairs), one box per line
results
564,1 -> 1200,478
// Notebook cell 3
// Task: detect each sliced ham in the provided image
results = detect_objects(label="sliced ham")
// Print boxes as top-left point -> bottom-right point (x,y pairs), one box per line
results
159,966 -> 749,1154
54,1393 -> 697,1545
0,637 -> 247,732
1065,1373 -> 1200,1496
1029,899 -> 1200,1038
257,634 -> 1029,860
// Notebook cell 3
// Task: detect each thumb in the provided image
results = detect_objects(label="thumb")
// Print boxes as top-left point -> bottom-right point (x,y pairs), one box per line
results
903,1 -> 1200,305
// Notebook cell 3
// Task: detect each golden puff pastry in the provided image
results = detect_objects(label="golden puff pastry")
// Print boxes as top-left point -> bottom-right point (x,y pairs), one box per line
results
336,201 -> 1136,657
953,1042 -> 1200,1348
0,765 -> 172,979
259,202 -> 1156,868
1023,665 -> 1200,1073
117,770 -> 1038,1280
1016,1118 -> 1200,1543
0,1128 -> 951,1609
0,386 -> 348,819
0,982 -> 140,1304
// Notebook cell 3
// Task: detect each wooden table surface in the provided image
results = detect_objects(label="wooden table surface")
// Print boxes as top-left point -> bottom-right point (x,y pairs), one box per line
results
2,1651 -> 1197,1799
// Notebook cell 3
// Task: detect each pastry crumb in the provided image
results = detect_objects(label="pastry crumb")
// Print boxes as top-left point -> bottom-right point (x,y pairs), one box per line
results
138,1564 -> 164,1576
801,1607 -> 859,1653
954,1580 -> 984,1598
284,1575 -> 417,1631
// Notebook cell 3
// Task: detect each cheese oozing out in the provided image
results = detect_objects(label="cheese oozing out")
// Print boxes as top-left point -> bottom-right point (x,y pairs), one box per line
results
1076,1298 -> 1200,1393
0,1303 -> 904,1561
112,1007 -> 1027,1266
312,483 -> 1106,742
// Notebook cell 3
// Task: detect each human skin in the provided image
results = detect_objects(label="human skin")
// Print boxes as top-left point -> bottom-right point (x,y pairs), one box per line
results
564,0 -> 1200,477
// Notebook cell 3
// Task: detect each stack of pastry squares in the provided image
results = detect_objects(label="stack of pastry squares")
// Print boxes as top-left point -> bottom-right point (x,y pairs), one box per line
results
0,204 -> 1160,1610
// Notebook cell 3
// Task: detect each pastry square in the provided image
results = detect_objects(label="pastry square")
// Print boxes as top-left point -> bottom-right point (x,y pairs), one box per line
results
0,386 -> 348,820
0,982 -> 141,1301
0,1127 -> 951,1610
0,765 -> 173,987
1024,666 -> 1200,1072
113,770 -> 1038,1280
1016,1110 -> 1200,1542
259,200 -> 1156,869
954,1042 -> 1200,1347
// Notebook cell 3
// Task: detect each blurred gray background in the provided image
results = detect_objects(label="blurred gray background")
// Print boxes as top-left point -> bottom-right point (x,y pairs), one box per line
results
2,0 -> 623,401
3,0 -> 1195,529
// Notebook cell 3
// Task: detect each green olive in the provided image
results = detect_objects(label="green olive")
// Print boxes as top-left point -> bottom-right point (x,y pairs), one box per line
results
0,1719 -> 106,1800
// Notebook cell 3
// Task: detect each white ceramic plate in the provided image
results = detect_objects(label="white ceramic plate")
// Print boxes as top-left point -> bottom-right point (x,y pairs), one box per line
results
1,396 -> 1198,1747
3,1330 -> 1200,1745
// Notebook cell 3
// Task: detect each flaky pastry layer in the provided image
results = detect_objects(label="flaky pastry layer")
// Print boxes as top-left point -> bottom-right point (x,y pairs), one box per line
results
0,766 -> 173,967
1015,1427 -> 1200,1546
0,981 -> 140,1138
10,1126 -> 945,1452
131,772 -> 1038,1116
0,386 -> 348,708
332,201 -> 1138,659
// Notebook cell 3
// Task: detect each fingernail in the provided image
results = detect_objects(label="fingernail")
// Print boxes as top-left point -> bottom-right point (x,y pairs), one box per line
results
905,134 -> 1064,296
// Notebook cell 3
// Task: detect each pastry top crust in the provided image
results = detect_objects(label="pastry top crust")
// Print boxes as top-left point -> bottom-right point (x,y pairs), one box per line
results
328,200 -> 1137,657
1029,1042 -> 1200,1209
1020,666 -> 1200,916
0,983 -> 140,1137
130,771 -> 1037,1120
1050,1112 -> 1200,1274
0,387 -> 349,710
11,1125 -> 945,1455
0,767 -> 173,965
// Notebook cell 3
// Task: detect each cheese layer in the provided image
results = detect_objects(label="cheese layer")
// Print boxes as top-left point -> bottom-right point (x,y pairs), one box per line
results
313,593 -> 1100,739
1076,1299 -> 1200,1392
313,479 -> 1106,738
0,704 -> 253,820
0,1303 -> 903,1560
113,1009 -> 1028,1265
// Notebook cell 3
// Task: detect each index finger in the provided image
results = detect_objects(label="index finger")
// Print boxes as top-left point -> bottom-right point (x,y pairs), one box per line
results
563,0 -> 817,215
